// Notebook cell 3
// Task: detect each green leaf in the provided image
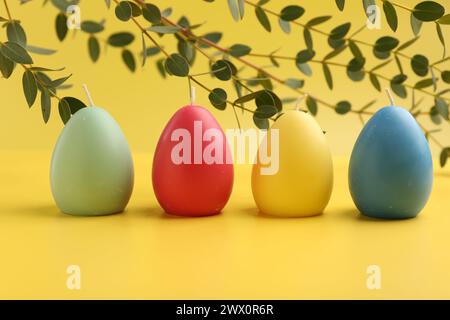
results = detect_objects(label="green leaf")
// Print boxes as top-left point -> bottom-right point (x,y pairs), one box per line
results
397,37 -> 419,51
306,96 -> 317,115
374,36 -> 399,52
51,74 -> 72,87
335,0 -> 345,11
255,90 -> 282,112
212,60 -> 236,81
278,18 -> 291,34
329,22 -> 351,40
255,6 -> 271,32
0,42 -> 33,64
436,97 -> 449,120
209,88 -> 228,110
253,114 -> 269,129
436,23 -> 446,58
55,13 -> 68,41
304,29 -> 313,51
323,63 -> 333,90
141,33 -> 147,67
369,73 -> 381,91
392,73 -> 407,84
414,78 -> 433,89
177,40 -> 196,64
323,45 -> 347,61
7,21 -> 27,47
254,105 -> 278,119
280,5 -> 305,21
410,13 -> 423,36
438,14 -> 450,25
26,45 -> 57,55
81,21 -> 104,34
383,1 -> 398,32
88,36 -> 100,62
107,32 -> 135,47
296,62 -> 312,77
440,148 -> 450,167
348,41 -> 363,61
394,55 -> 403,74
40,89 -> 51,123
62,97 -> 87,114
335,101 -> 351,114
285,78 -> 304,89
227,0 -> 245,22
234,91 -> 260,105
58,98 -> 71,124
143,3 -> 161,24
411,54 -> 429,77
198,32 -> 222,48
229,44 -> 251,57
0,52 -> 15,78
347,69 -> 365,82
121,49 -> 136,72
296,49 -> 315,64
128,1 -> 142,17
306,15 -> 331,27
147,25 -> 181,34
144,46 -> 161,57
442,70 -> 450,84
22,70 -> 37,108
115,1 -> 132,21
347,57 -> 365,72
413,1 -> 445,22
430,106 -> 442,124
390,82 -> 407,98
164,53 -> 189,77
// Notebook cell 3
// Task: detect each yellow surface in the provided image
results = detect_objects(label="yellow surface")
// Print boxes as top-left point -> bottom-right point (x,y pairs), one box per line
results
1,151 -> 450,299
1,0 -> 450,300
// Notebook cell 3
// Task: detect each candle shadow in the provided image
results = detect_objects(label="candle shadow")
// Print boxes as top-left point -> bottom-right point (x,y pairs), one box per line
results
129,206 -> 224,220
241,206 -> 325,219
335,207 -> 419,223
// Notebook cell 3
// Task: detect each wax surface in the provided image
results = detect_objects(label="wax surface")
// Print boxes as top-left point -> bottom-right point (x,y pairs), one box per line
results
252,110 -> 333,217
152,105 -> 234,217
349,106 -> 433,219
50,107 -> 134,216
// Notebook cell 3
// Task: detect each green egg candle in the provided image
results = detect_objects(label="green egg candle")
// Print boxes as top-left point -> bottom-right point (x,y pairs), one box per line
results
50,85 -> 134,216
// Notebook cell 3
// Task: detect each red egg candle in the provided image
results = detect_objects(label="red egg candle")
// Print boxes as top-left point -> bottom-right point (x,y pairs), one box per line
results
152,88 -> 234,217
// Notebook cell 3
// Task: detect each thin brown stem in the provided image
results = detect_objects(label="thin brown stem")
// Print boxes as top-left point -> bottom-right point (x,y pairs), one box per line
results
3,0 -> 12,20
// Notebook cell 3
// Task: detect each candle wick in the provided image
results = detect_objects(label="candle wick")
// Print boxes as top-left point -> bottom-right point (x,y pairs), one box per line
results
82,84 -> 95,107
295,94 -> 307,111
385,88 -> 395,106
190,86 -> 196,106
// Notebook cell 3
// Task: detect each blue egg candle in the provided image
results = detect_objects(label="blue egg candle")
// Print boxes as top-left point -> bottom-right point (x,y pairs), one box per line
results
349,89 -> 433,219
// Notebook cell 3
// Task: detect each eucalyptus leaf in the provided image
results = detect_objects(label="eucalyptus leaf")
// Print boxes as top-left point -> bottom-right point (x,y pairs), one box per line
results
81,21 -> 104,34
227,0 -> 245,22
26,45 -> 57,55
296,62 -> 312,77
62,96 -> 87,114
329,22 -> 351,40
435,97 -> 449,120
253,115 -> 269,129
296,49 -> 315,64
209,88 -> 227,110
229,44 -> 251,57
88,36 -> 100,62
7,21 -> 27,47
413,1 -> 445,22
115,1 -> 132,21
40,89 -> 51,123
198,32 -> 222,48
374,36 -> 399,52
304,29 -> 313,51
411,54 -> 429,77
410,13 -> 422,36
335,101 -> 351,114
143,3 -> 161,24
323,63 -> 333,90
0,42 -> 33,64
58,98 -> 71,124
255,6 -> 271,32
285,78 -> 304,89
369,73 -> 381,91
164,53 -> 189,77
278,18 -> 291,34
438,14 -> 450,25
0,52 -> 15,78
107,32 -> 135,47
335,0 -> 345,11
280,5 -> 305,21
212,60 -> 236,81
22,70 -> 37,107
306,96 -> 317,115
383,1 -> 398,32
442,70 -> 450,84
55,13 -> 68,41
148,25 -> 181,34
306,15 -> 332,27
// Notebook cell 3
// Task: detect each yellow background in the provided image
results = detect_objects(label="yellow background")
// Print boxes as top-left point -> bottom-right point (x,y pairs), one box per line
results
1,0 -> 450,299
